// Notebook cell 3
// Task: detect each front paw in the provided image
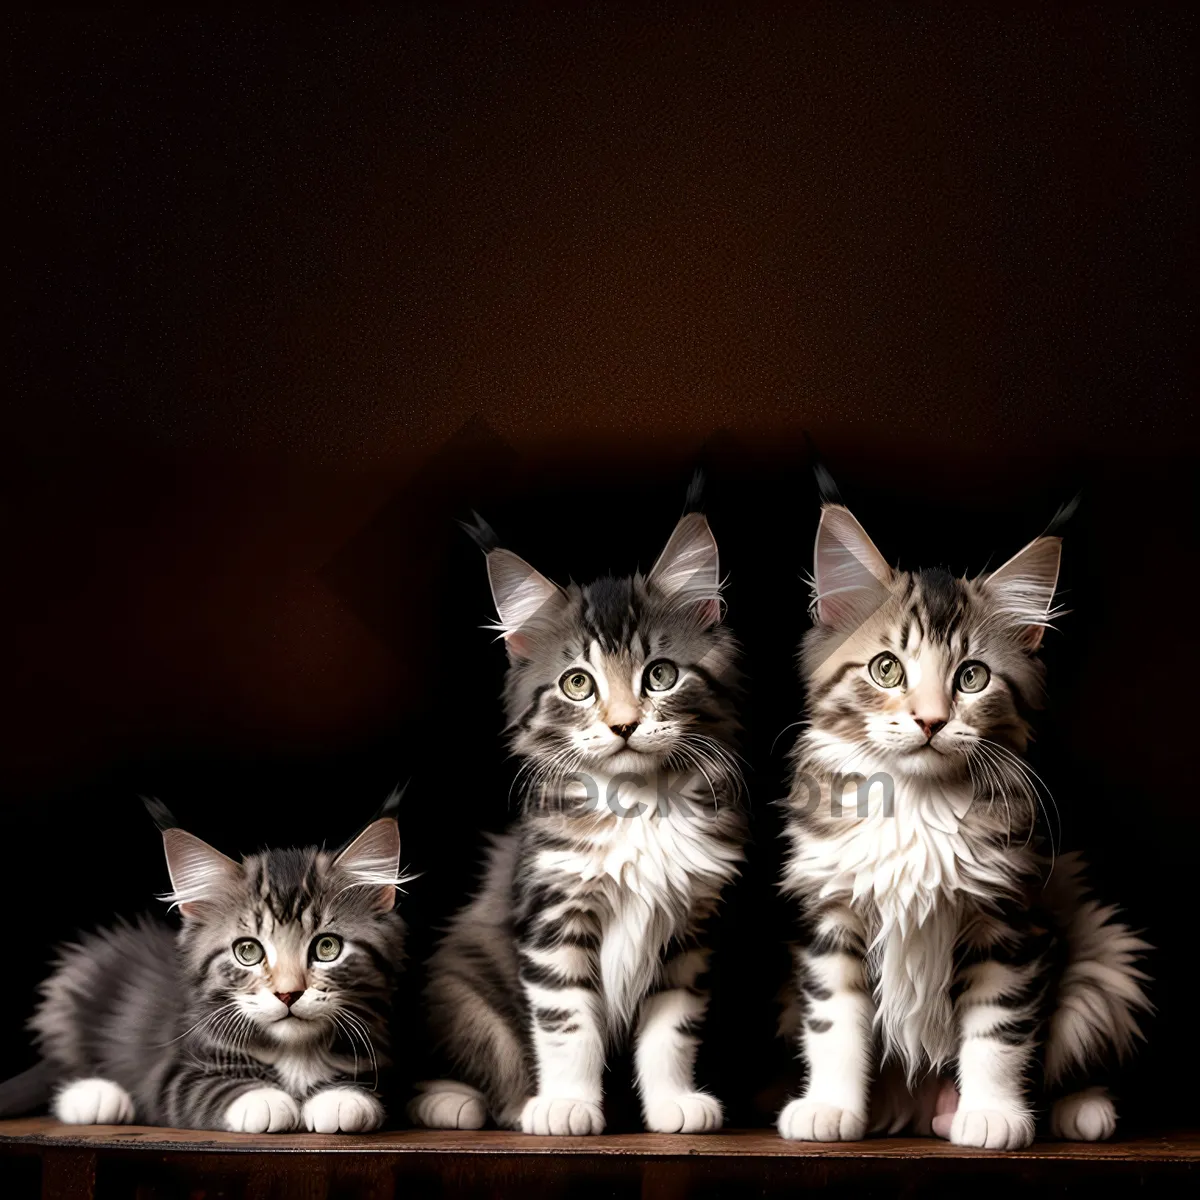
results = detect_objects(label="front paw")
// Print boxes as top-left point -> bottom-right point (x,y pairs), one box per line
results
777,1097 -> 867,1142
644,1091 -> 723,1133
520,1095 -> 605,1136
55,1078 -> 135,1125
302,1087 -> 384,1133
224,1087 -> 300,1134
948,1107 -> 1034,1150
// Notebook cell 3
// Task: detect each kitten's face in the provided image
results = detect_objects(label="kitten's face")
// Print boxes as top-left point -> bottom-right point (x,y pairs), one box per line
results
482,512 -> 740,794
507,576 -> 738,779
805,570 -> 1040,781
164,819 -> 404,1054
802,505 -> 1061,786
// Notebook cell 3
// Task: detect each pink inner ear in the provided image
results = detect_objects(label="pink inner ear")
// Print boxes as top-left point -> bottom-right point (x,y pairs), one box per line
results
695,598 -> 721,628
505,631 -> 533,659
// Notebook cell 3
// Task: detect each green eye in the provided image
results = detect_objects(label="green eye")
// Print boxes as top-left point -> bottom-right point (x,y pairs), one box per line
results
232,938 -> 264,967
311,934 -> 343,963
644,659 -> 679,692
868,652 -> 906,689
560,670 -> 596,701
956,661 -> 991,694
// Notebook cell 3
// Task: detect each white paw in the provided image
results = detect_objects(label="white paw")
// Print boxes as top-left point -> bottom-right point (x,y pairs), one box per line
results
302,1087 -> 384,1134
948,1107 -> 1034,1150
408,1081 -> 487,1130
224,1086 -> 300,1134
54,1078 -> 135,1125
643,1091 -> 723,1134
520,1095 -> 605,1136
777,1097 -> 867,1142
1051,1089 -> 1116,1142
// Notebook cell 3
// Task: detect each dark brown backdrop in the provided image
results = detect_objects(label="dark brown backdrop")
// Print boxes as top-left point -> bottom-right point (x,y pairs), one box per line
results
5,7 -> 1195,1129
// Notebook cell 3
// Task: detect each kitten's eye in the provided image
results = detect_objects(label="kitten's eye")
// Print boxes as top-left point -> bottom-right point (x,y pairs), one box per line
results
868,652 -> 906,689
955,661 -> 991,694
644,659 -> 679,692
560,669 -> 595,701
232,938 -> 264,967
310,934 -> 343,963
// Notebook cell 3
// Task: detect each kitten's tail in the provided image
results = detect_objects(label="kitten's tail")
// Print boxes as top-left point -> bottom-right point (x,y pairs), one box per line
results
0,1060 -> 56,1118
1042,852 -> 1152,1086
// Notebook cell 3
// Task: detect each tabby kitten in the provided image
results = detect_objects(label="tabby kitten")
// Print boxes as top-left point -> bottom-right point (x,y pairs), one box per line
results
26,809 -> 406,1132
777,504 -> 1149,1149
411,505 -> 745,1135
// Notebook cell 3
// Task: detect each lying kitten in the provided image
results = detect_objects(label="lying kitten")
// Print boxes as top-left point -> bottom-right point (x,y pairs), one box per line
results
778,503 -> 1150,1149
411,503 -> 745,1135
23,806 -> 406,1133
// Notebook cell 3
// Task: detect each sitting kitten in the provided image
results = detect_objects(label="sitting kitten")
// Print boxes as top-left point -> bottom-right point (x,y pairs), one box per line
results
777,503 -> 1150,1149
411,503 -> 745,1135
25,807 -> 406,1133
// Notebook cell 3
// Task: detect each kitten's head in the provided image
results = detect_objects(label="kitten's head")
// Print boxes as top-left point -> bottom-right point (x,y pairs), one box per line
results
161,814 -> 406,1053
479,509 -> 740,798
801,504 -> 1061,784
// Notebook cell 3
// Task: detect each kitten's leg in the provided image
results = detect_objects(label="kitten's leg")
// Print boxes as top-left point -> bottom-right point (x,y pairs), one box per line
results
635,947 -> 722,1134
302,1086 -> 385,1133
54,1078 -> 135,1125
946,948 -> 1039,1150
516,904 -> 605,1135
165,1064 -> 299,1133
778,905 -> 874,1141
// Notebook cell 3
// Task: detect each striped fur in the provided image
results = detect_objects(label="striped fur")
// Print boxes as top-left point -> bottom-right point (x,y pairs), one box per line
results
27,817 -> 406,1132
413,510 -> 746,1134
777,505 -> 1150,1148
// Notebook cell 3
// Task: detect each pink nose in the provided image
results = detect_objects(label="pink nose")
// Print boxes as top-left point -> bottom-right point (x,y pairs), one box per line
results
611,722 -> 639,739
274,991 -> 303,1009
914,717 -> 946,740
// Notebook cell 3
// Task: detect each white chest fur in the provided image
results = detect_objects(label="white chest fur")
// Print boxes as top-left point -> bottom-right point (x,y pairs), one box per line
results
537,773 -> 743,1032
785,778 -> 1020,1077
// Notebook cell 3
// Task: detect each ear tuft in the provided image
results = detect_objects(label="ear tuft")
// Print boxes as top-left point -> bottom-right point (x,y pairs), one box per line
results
648,512 -> 722,627
160,829 -> 241,918
984,536 -> 1062,650
811,505 -> 894,630
334,817 -> 403,914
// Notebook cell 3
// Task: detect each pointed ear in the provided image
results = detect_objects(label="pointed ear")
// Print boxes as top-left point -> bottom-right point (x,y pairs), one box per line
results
984,536 -> 1062,650
485,549 -> 566,659
161,829 -> 241,919
648,512 -> 722,627
334,817 -> 402,914
812,505 -> 894,630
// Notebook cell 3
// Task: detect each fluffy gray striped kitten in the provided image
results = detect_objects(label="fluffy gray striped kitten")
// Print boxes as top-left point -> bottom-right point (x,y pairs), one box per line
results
411,508 -> 745,1135
27,813 -> 406,1132
777,504 -> 1150,1149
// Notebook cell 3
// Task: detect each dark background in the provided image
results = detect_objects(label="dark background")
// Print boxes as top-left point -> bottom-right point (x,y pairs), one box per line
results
4,7 -> 1195,1130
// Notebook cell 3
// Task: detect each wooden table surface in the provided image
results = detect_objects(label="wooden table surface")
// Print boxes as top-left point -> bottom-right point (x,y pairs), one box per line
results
2,1118 -> 1197,1197
0,1117 -> 1197,1158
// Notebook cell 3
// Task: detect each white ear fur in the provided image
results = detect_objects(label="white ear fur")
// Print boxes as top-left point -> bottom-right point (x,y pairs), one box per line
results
161,829 -> 241,918
485,549 -> 564,658
334,817 -> 402,914
984,536 -> 1062,650
648,512 -> 722,627
812,504 -> 894,630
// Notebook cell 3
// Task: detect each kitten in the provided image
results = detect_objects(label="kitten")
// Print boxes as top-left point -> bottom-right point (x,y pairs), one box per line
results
777,504 -> 1150,1149
23,808 -> 406,1133
410,504 -> 746,1135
